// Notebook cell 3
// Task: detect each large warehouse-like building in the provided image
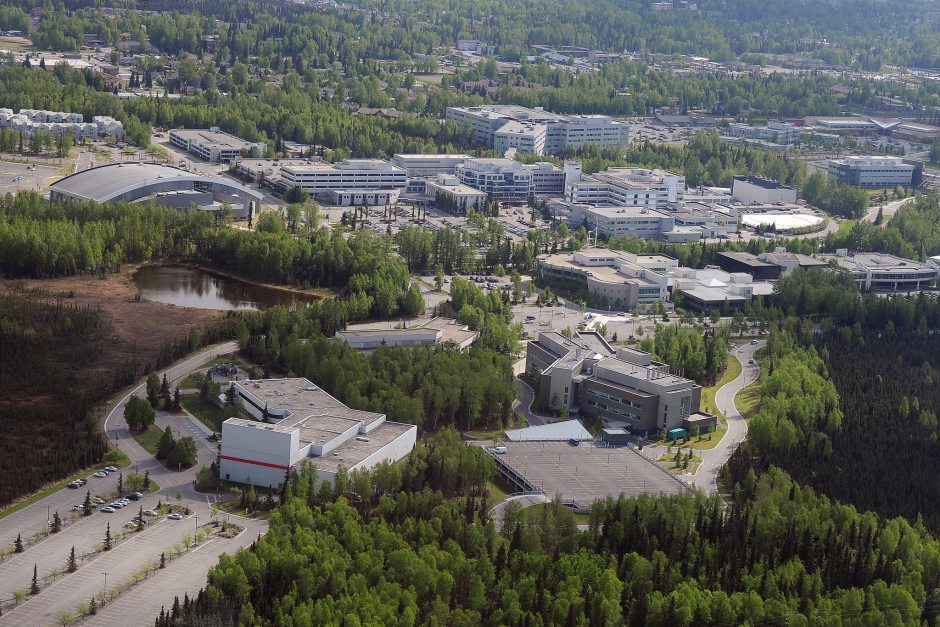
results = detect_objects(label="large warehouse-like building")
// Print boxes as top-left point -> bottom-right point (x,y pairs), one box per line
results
49,163 -> 263,219
220,378 -> 417,488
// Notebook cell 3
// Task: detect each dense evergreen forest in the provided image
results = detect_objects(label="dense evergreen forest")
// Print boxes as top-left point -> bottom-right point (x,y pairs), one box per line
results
160,431 -> 940,626
0,193 -> 423,320
727,329 -> 940,534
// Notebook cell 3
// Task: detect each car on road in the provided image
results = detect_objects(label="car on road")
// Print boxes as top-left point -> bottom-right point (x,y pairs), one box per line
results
749,359 -> 755,364
100,506 -> 115,513
751,340 -> 758,345
167,513 -> 183,520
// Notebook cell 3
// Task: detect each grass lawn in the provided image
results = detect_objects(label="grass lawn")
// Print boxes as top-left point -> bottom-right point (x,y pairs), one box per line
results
834,218 -> 857,237
700,352 -> 743,423
464,429 -> 508,440
178,372 -> 205,391
180,395 -> 246,432
217,500 -> 275,520
735,346 -> 769,419
487,478 -> 513,506
0,36 -> 31,52
132,424 -> 164,456
520,502 -> 591,525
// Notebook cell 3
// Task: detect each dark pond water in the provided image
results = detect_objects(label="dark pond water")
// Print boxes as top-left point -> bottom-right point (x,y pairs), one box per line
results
134,265 -> 315,311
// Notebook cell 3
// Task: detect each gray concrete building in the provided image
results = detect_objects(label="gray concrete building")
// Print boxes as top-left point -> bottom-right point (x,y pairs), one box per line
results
526,332 -> 703,435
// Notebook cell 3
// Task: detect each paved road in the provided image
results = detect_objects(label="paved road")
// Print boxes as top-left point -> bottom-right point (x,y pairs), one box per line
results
513,378 -> 550,427
691,340 -> 764,493
860,197 -> 912,226
0,341 -> 262,626
490,493 -> 550,531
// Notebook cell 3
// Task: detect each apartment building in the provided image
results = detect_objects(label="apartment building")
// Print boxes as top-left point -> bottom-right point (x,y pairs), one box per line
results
0,108 -> 124,139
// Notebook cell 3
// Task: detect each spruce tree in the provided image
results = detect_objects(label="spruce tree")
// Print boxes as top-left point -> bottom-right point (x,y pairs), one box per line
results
104,523 -> 112,551
83,490 -> 92,516
14,533 -> 23,553
51,511 -> 61,533
117,473 -> 124,495
173,387 -> 182,412
160,551 -> 166,569
67,546 -> 77,573
89,597 -> 96,615
144,470 -> 150,491
30,564 -> 39,595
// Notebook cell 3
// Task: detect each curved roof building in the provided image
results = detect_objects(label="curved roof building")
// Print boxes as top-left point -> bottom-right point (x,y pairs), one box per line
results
50,163 -> 263,206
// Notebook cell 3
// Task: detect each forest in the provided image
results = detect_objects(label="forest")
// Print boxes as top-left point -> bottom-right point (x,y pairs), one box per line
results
0,193 -> 423,321
234,307 -> 517,432
726,328 -> 940,534
161,430 -> 940,626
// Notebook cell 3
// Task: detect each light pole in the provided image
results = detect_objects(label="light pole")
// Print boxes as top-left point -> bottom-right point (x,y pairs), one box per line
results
46,505 -> 50,525
102,572 -> 108,603
193,516 -> 198,546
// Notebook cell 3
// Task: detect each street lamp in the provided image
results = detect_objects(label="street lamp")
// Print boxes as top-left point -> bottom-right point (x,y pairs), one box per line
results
193,516 -> 198,546
102,572 -> 108,603
46,505 -> 50,525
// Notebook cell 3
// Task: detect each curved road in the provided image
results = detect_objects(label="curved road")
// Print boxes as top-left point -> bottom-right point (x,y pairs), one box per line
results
691,340 -> 764,493
490,493 -> 550,531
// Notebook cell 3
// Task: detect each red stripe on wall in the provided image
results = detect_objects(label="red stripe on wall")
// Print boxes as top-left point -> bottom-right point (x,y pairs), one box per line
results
220,455 -> 291,471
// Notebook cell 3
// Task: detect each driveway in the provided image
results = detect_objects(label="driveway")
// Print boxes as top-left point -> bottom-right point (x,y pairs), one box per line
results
691,340 -> 764,493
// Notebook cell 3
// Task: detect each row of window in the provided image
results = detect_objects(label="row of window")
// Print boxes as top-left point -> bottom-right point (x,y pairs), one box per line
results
586,399 -> 641,421
587,388 -> 642,408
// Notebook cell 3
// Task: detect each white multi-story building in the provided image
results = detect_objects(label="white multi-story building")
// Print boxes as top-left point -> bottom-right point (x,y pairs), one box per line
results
826,156 -> 920,188
819,250 -> 938,291
279,159 -> 408,202
729,121 -> 803,145
455,158 -> 565,201
565,167 -> 685,208
425,175 -> 487,213
220,378 -> 417,488
446,105 -> 629,156
391,154 -> 472,177
731,175 -> 798,204
169,127 -> 266,162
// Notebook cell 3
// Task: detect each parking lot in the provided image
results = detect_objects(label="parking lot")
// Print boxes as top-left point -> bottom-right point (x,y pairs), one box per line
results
0,158 -> 63,194
492,441 -> 690,504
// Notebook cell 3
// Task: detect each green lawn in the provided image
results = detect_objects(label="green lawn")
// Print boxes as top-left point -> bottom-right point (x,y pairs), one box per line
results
520,502 -> 591,525
834,218 -> 857,237
487,478 -> 514,506
132,424 -> 164,456
700,352 -> 743,423
180,396 -> 246,432
178,373 -> 205,391
735,346 -> 769,419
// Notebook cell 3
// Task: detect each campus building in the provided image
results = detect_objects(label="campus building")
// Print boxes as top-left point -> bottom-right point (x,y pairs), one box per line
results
731,176 -> 798,205
819,250 -> 939,291
565,166 -> 685,208
536,248 -> 673,309
445,105 -> 630,156
526,332 -> 710,435
729,121 -> 803,145
391,154 -> 472,177
277,159 -> 407,205
454,158 -> 565,201
335,318 -> 479,351
49,163 -> 262,219
424,176 -> 487,213
670,267 -> 775,310
826,156 -> 923,188
220,378 -> 417,488
169,127 -> 266,162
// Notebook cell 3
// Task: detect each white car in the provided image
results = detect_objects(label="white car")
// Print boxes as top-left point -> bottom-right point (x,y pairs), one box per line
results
104,466 -> 117,472
110,502 -> 124,509
71,504 -> 84,511
167,513 -> 183,521
100,506 -> 115,513
94,472 -> 107,478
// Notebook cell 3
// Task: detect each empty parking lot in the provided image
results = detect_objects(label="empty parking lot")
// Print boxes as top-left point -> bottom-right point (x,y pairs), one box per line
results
493,441 -> 690,503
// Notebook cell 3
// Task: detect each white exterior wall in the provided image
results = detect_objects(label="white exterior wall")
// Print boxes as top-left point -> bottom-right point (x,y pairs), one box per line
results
311,422 -> 361,457
220,420 -> 297,487
732,179 -> 797,204
349,424 -> 418,472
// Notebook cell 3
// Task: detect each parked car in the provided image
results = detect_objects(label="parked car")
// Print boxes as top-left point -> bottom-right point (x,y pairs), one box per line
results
167,513 -> 183,520
110,502 -> 124,509
94,471 -> 107,478
100,506 -> 115,513
67,482 -> 79,489
104,466 -> 118,472
142,509 -> 157,516
93,497 -> 105,505
71,504 -> 84,511
128,493 -> 141,501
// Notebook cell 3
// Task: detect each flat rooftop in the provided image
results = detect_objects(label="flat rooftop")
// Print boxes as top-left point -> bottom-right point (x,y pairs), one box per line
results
232,378 -> 385,447
171,128 -> 259,150
734,175 -> 791,190
820,252 -> 936,274
490,441 -> 689,503
310,421 -> 414,473
717,251 -> 777,268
